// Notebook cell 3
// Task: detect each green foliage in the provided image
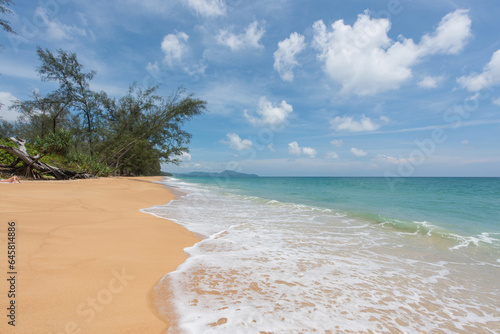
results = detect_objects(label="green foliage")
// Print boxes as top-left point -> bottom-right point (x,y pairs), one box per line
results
65,152 -> 113,177
0,137 -> 15,165
33,129 -> 72,155
1,48 -> 206,178
36,47 -> 102,156
11,91 -> 72,141
0,137 -> 37,166
96,84 -> 206,175
0,118 -> 15,138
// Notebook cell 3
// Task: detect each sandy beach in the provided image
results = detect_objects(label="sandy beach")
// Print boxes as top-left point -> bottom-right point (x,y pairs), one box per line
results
0,177 -> 199,334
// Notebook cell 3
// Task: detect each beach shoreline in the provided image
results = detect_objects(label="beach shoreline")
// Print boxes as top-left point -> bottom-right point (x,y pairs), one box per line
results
0,176 -> 199,333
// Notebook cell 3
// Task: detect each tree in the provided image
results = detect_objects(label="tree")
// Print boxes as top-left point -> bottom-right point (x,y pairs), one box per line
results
0,0 -> 16,49
11,90 -> 71,139
0,0 -> 15,34
0,117 -> 14,138
1,47 -> 206,178
36,47 -> 102,156
98,85 -> 206,175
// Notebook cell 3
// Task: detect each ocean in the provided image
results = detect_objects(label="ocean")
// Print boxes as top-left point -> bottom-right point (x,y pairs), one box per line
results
144,177 -> 500,333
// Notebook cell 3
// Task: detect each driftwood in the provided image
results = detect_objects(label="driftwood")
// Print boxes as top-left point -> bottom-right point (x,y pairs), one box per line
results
0,137 -> 93,180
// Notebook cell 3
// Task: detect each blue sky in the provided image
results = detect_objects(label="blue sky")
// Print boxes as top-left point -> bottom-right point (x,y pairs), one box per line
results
1,0 -> 500,176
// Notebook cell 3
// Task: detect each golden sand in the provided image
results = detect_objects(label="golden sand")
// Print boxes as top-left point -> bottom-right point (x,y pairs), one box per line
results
0,177 -> 199,333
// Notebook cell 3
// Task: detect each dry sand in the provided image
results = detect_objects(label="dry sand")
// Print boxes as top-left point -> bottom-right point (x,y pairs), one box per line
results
0,177 -> 199,334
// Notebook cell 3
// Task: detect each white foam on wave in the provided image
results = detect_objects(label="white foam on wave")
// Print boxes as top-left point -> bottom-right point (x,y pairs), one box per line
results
449,232 -> 500,250
146,178 -> 500,334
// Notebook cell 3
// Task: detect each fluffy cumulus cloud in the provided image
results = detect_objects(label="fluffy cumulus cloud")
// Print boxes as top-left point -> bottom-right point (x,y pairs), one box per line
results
244,96 -> 293,128
288,141 -> 301,155
185,0 -> 226,17
418,10 -> 472,56
351,147 -> 368,157
312,9 -> 471,95
160,31 -> 206,75
223,133 -> 253,151
330,115 -> 387,132
217,21 -> 265,51
302,147 -> 317,159
273,32 -> 306,81
288,141 -> 317,158
161,32 -> 189,65
458,50 -> 500,91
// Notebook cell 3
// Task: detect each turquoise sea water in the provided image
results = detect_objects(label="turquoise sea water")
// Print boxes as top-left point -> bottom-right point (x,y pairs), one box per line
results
179,177 -> 500,242
145,177 -> 500,333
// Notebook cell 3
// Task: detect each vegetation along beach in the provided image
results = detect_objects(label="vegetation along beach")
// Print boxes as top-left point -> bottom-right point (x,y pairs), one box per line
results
1,0 -> 499,333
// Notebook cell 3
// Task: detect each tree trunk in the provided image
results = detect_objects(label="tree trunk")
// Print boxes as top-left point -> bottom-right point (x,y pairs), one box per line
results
0,137 -> 93,180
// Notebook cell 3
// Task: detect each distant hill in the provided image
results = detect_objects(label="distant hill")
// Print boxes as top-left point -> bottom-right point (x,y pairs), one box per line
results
173,170 -> 258,178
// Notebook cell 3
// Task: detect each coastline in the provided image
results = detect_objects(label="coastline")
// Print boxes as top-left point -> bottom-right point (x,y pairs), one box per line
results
150,177 -> 500,333
0,177 -> 199,333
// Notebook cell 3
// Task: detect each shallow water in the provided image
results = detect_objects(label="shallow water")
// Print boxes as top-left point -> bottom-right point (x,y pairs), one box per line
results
145,177 -> 500,333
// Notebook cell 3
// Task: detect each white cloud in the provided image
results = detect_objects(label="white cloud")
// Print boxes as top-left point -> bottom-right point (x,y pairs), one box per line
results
0,92 -> 20,122
185,0 -> 226,17
146,61 -> 160,75
145,61 -> 162,83
493,97 -> 500,106
244,96 -> 293,128
34,6 -> 88,41
330,115 -> 386,132
461,140 -> 469,145
161,32 -> 189,66
379,115 -> 390,123
351,147 -> 368,157
0,60 -> 38,80
372,154 -> 406,165
458,50 -> 500,91
198,80 -> 258,116
418,9 -> 471,56
312,9 -> 471,95
183,61 -> 207,76
273,32 -> 306,81
288,141 -> 301,156
330,139 -> 343,147
223,133 -> 253,151
288,141 -> 317,158
326,151 -> 339,159
302,147 -> 317,159
160,31 -> 205,75
418,75 -> 445,89
268,143 -> 275,152
175,151 -> 192,162
216,21 -> 265,51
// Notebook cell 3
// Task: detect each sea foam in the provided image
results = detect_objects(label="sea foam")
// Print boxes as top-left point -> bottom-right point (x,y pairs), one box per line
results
145,178 -> 500,334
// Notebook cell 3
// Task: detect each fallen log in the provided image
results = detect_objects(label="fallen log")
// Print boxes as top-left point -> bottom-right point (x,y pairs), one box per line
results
0,137 -> 93,180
